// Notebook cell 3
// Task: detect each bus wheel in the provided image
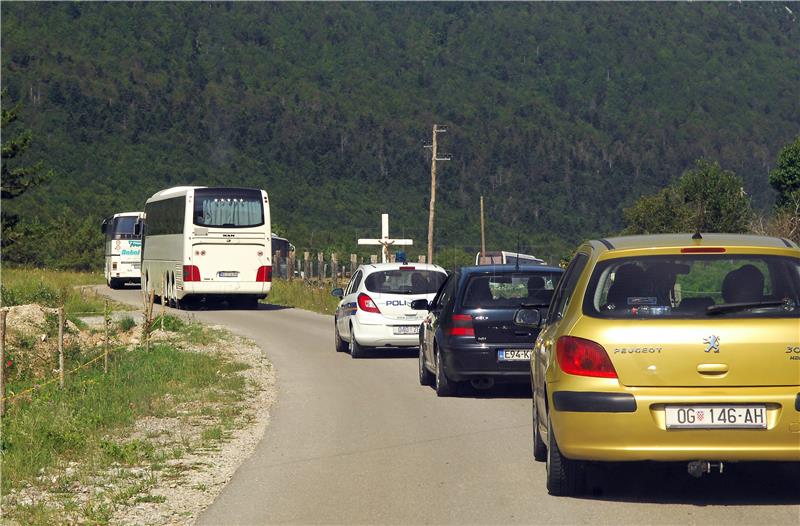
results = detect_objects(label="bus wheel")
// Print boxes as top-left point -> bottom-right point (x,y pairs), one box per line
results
168,277 -> 177,308
108,278 -> 120,290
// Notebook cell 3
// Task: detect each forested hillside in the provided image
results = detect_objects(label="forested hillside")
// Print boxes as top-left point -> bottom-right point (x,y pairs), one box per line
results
2,3 -> 798,267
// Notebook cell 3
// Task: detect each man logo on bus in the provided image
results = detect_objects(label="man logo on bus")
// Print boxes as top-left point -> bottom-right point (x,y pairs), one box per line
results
703,335 -> 720,353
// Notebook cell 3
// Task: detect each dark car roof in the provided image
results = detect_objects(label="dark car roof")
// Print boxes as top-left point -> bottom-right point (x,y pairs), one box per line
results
459,264 -> 564,275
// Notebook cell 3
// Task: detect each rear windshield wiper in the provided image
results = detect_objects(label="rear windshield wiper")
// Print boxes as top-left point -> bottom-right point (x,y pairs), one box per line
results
519,302 -> 549,308
706,299 -> 789,315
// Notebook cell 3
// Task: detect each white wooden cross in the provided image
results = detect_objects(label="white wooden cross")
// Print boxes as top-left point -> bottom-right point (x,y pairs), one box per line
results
358,213 -> 413,263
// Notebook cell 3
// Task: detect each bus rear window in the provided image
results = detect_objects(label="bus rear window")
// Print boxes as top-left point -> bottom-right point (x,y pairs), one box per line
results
194,188 -> 264,228
111,216 -> 140,239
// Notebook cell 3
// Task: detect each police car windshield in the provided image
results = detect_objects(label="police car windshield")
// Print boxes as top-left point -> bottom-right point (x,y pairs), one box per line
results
365,270 -> 446,295
583,254 -> 800,319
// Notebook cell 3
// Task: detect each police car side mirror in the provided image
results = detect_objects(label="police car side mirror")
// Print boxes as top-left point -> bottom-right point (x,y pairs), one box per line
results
514,308 -> 541,327
410,299 -> 430,311
331,288 -> 344,298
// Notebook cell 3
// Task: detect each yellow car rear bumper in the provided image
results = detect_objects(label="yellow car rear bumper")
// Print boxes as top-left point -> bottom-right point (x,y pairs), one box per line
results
549,386 -> 800,462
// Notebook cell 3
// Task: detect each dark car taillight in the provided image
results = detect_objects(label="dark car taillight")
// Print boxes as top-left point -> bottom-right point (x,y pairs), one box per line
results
448,314 -> 475,337
556,336 -> 617,378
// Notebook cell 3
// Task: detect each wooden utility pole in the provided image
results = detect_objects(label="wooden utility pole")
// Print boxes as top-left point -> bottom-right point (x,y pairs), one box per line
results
480,195 -> 486,257
425,124 -> 450,264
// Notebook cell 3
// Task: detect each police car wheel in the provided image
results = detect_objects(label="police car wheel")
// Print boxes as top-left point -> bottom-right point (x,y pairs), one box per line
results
350,332 -> 367,359
334,322 -> 348,353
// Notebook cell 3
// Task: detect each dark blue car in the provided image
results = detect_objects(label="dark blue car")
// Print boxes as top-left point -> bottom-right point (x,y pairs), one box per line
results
413,264 -> 564,396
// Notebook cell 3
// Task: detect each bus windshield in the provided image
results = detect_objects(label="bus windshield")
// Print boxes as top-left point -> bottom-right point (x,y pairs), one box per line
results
193,188 -> 264,228
111,216 -> 141,239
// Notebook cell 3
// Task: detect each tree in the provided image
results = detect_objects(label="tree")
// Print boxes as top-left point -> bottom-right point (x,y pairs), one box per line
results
769,136 -> 800,210
624,160 -> 752,234
1,90 -> 52,249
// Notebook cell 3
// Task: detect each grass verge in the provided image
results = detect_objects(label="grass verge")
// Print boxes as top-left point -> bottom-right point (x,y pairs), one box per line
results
1,320 -> 251,525
0,267 -> 131,315
266,279 -> 340,315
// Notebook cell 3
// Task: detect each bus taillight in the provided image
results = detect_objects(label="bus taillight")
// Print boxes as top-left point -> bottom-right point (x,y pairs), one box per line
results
256,266 -> 272,282
183,265 -> 201,282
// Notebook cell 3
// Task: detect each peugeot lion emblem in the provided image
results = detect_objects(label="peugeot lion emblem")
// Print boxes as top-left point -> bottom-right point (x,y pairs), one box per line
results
703,335 -> 720,353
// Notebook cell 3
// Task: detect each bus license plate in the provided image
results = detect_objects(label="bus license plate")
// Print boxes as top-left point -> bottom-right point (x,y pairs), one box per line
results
393,325 -> 419,335
218,271 -> 239,278
665,405 -> 766,429
498,349 -> 531,361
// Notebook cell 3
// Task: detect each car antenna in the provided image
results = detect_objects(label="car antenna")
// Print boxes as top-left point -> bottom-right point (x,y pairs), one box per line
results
515,236 -> 520,271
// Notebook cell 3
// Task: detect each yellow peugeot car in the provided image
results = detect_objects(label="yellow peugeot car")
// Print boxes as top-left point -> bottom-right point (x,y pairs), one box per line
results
530,233 -> 800,496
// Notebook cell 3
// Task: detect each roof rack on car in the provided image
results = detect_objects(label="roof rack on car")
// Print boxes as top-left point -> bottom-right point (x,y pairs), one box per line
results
597,238 -> 614,250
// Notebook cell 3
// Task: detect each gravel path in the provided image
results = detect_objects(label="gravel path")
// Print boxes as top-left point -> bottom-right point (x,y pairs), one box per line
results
112,331 -> 276,525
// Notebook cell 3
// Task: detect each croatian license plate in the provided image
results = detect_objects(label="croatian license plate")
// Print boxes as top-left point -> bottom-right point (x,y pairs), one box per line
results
218,271 -> 239,278
393,325 -> 419,335
665,405 -> 767,429
498,349 -> 532,361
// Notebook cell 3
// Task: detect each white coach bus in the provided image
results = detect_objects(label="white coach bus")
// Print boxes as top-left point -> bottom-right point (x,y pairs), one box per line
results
141,186 -> 272,308
101,212 -> 144,289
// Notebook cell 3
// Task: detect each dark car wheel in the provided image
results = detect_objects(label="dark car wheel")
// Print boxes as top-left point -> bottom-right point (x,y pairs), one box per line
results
334,322 -> 348,353
434,345 -> 455,397
532,399 -> 546,462
546,415 -> 585,496
350,330 -> 367,359
419,344 -> 434,386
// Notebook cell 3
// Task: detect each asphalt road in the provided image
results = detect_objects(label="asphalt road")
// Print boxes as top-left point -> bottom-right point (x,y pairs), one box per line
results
103,287 -> 800,525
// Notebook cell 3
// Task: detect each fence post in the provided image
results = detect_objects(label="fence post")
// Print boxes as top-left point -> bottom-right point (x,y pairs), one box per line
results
104,300 -> 110,374
418,255 -> 426,263
370,254 -> 378,264
331,253 -> 338,285
350,254 -> 357,277
317,252 -> 324,281
304,252 -> 311,280
58,307 -> 65,389
0,309 -> 7,417
274,250 -> 282,280
288,251 -> 295,281
161,277 -> 166,331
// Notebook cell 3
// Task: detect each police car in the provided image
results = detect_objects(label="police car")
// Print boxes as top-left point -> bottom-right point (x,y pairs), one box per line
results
332,262 -> 448,358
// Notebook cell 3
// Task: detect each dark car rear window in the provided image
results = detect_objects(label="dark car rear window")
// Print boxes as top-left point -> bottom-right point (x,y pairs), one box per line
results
582,254 -> 800,318
364,269 -> 447,294
461,271 -> 564,308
